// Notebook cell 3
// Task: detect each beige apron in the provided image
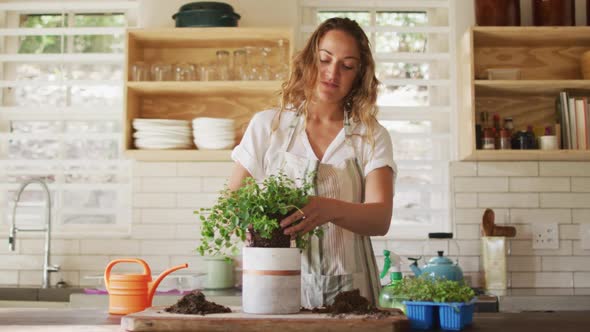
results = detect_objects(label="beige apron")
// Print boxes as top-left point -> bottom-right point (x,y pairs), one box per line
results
266,110 -> 381,308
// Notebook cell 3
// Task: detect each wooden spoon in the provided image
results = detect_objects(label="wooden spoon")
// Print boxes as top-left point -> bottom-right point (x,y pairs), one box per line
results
482,208 -> 495,237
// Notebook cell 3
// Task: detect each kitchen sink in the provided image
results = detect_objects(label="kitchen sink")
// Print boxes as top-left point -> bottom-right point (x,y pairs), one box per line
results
0,287 -> 84,302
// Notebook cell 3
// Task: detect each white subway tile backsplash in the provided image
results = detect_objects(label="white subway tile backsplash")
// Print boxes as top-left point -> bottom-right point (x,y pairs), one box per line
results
177,162 -> 233,177
18,270 -> 79,287
509,240 -> 573,256
170,255 -> 208,273
571,177 -> 590,192
141,209 -> 198,224
371,239 -> 389,256
454,177 -> 508,192
540,162 -> 590,176
202,177 -> 229,193
574,272 -> 590,287
507,257 -> 541,272
53,255 -> 110,270
0,270 -> 17,284
450,162 -> 477,176
509,177 -> 570,192
458,256 -> 479,272
510,209 -> 572,224
512,224 -> 532,240
133,177 -> 141,192
542,257 -> 590,271
134,162 -> 177,177
477,162 -> 538,176
18,239 -> 79,255
177,193 -> 219,208
450,240 -> 481,256
559,224 -> 580,240
511,272 -> 573,288
133,193 -> 175,208
131,225 -> 176,239
478,193 -> 539,208
80,240 -> 140,255
573,209 -> 590,223
573,240 -> 590,255
0,255 -> 44,269
142,177 -> 201,193
455,193 -> 477,208
540,193 -> 590,208
455,224 -> 481,239
454,208 -> 509,224
507,288 -> 574,296
175,225 -> 202,240
140,240 -> 197,255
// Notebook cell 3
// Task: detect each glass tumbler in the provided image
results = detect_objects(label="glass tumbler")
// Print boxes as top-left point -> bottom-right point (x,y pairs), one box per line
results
174,63 -> 196,81
216,50 -> 231,81
151,62 -> 172,81
131,61 -> 149,81
233,49 -> 248,81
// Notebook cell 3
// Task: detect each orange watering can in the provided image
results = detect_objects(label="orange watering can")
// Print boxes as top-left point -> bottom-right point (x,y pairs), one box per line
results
104,258 -> 188,315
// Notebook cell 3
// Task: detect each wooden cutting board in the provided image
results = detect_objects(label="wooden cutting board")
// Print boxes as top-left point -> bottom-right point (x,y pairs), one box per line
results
121,306 -> 409,332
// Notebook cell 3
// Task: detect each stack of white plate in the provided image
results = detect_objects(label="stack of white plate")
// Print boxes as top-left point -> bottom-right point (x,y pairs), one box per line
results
192,117 -> 235,150
132,119 -> 192,149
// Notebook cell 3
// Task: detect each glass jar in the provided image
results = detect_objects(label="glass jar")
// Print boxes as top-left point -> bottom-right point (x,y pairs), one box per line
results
499,128 -> 511,150
482,128 -> 495,150
131,61 -> 149,81
216,50 -> 230,81
233,49 -> 248,81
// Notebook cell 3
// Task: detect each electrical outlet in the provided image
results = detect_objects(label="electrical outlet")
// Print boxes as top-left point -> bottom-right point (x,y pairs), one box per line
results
532,222 -> 559,249
581,224 -> 590,250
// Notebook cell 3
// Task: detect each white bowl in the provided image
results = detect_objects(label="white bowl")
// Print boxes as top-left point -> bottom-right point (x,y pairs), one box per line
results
194,138 -> 235,150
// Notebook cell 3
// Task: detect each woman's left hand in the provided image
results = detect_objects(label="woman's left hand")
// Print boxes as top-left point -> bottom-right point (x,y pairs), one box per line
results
280,196 -> 337,236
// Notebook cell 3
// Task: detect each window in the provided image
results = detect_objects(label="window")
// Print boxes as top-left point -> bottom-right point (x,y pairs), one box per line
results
300,0 -> 456,238
0,1 -> 138,234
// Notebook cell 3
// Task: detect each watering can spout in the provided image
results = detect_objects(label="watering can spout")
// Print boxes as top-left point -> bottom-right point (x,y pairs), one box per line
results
148,263 -> 188,302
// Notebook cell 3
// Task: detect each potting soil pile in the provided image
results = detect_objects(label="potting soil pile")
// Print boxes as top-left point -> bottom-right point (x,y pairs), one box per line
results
165,290 -> 231,315
310,289 -> 400,318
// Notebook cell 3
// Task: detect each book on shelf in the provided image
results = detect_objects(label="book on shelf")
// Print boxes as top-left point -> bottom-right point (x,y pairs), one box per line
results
556,89 -> 590,150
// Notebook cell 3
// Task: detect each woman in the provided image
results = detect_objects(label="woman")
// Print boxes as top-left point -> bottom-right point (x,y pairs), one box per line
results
229,17 -> 396,308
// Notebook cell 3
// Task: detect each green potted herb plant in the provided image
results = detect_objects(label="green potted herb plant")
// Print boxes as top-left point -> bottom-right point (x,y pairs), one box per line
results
196,172 -> 322,315
390,276 -> 476,331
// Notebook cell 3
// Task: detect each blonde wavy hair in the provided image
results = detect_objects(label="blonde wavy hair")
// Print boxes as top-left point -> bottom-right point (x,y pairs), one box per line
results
275,17 -> 380,147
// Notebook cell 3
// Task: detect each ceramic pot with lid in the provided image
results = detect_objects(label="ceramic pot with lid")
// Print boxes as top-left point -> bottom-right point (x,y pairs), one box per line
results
172,1 -> 241,27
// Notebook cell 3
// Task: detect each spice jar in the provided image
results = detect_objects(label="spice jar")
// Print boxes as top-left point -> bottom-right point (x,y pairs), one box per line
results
499,128 -> 511,150
483,128 -> 495,150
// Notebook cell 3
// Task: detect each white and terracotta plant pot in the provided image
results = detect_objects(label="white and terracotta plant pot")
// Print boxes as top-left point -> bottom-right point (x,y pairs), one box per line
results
242,247 -> 301,314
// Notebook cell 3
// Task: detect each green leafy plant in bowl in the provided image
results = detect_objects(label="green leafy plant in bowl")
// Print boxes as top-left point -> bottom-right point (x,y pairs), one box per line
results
197,172 -> 323,258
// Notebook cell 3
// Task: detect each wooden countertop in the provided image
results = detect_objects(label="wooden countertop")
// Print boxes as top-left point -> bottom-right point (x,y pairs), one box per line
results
1,308 -> 589,331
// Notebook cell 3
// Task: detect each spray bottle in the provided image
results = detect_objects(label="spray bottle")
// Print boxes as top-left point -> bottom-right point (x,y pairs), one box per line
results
378,249 -> 405,312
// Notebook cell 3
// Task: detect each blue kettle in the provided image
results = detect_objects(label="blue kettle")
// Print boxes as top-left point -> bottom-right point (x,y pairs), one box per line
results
408,251 -> 464,281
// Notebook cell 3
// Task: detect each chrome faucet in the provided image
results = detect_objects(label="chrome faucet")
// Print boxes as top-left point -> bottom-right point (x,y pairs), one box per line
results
9,178 -> 60,288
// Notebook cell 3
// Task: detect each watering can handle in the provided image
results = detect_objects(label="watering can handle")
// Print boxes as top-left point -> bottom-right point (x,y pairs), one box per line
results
104,258 -> 151,291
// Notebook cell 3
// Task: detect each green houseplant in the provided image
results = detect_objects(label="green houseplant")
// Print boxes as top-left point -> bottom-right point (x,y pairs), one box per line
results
197,171 -> 323,257
196,172 -> 323,314
390,276 -> 476,331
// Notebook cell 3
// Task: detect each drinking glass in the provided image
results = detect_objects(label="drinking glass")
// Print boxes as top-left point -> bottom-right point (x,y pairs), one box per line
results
131,61 -> 149,81
233,49 -> 248,81
174,63 -> 195,81
151,62 -> 172,81
216,50 -> 231,81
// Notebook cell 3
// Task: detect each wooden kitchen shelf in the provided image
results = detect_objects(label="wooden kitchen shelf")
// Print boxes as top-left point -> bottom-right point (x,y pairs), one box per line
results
124,27 -> 293,161
127,81 -> 282,95
459,26 -> 590,161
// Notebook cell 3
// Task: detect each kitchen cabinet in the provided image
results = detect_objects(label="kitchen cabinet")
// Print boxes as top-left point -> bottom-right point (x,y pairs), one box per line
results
125,28 -> 293,161
460,27 -> 590,161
